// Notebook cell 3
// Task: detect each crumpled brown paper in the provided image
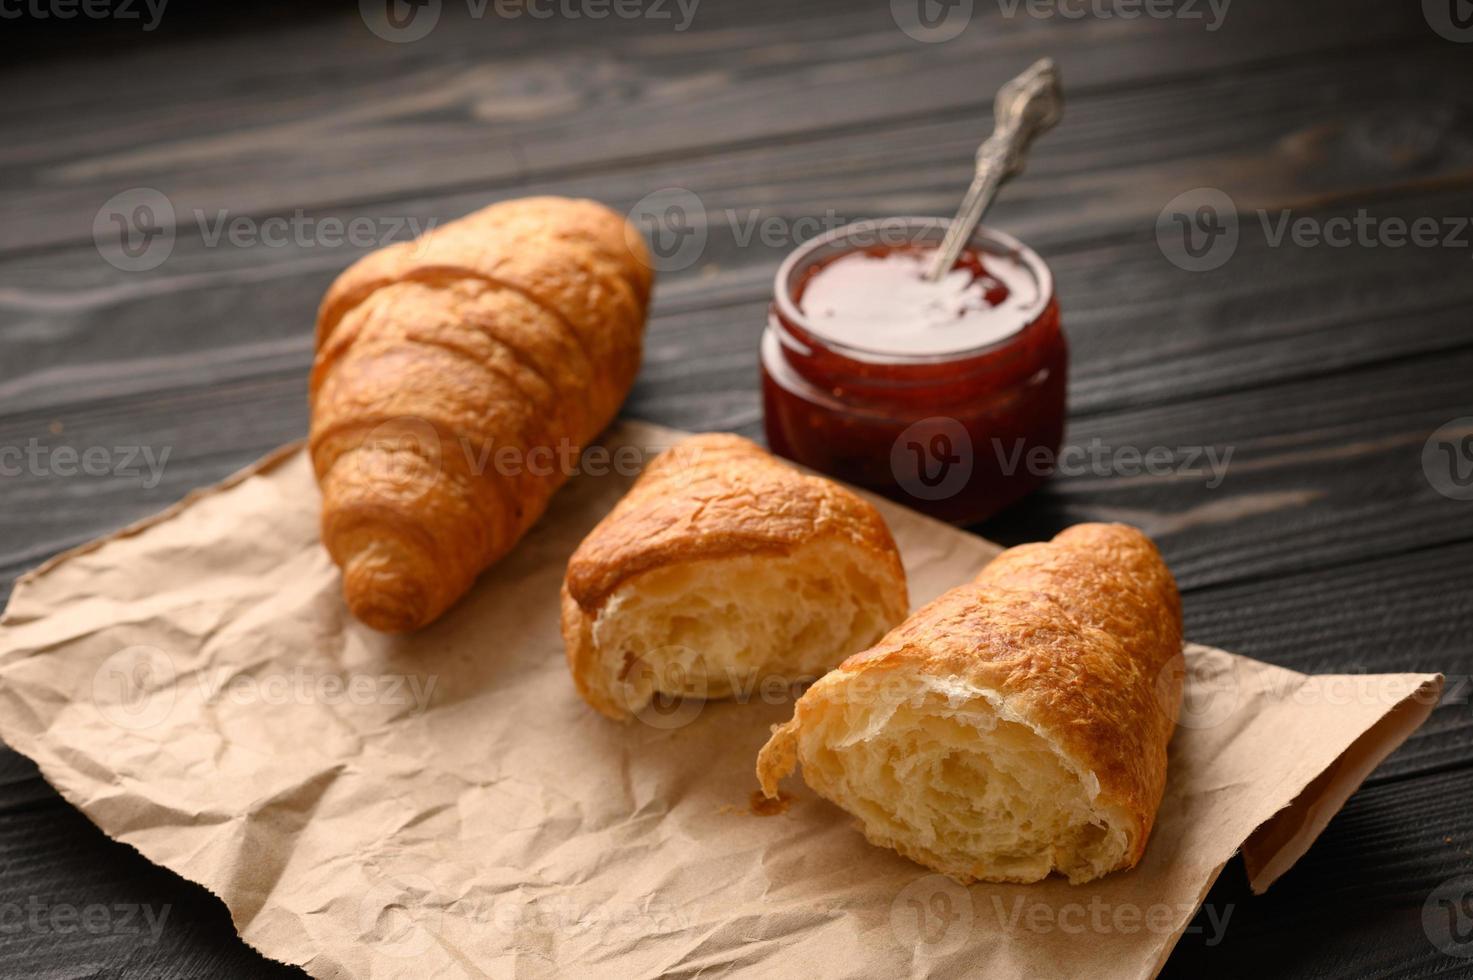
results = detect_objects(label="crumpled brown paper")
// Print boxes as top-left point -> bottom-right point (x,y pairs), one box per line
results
0,421 -> 1443,980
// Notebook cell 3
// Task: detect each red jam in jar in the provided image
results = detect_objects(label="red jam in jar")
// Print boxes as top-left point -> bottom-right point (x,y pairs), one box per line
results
761,219 -> 1067,525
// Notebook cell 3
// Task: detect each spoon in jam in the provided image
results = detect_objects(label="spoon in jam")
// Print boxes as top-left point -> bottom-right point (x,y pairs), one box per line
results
925,58 -> 1064,282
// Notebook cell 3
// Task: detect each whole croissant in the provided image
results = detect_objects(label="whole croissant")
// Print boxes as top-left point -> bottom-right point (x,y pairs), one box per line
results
309,197 -> 653,632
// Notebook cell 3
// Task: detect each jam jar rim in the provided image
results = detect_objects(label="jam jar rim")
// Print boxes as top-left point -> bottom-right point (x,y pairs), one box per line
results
771,217 -> 1056,365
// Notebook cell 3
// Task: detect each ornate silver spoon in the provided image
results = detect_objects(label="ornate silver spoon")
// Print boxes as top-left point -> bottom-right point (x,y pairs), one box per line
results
924,58 -> 1064,282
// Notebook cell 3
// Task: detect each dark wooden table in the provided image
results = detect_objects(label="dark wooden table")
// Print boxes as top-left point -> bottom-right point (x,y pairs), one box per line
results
2,2 -> 1471,976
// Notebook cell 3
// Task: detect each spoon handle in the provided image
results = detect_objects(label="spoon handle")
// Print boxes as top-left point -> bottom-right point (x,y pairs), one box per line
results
925,58 -> 1064,282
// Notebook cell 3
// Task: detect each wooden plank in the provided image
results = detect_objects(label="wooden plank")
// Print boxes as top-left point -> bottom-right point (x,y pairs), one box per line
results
0,0 -> 1438,252
1182,540 -> 1473,785
1164,766 -> 1473,979
5,44 -> 1472,421
982,346 -> 1473,588
7,185 -> 1470,422
0,748 -> 301,977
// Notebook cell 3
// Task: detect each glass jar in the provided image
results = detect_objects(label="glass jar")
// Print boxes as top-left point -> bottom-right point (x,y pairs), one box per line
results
760,218 -> 1067,525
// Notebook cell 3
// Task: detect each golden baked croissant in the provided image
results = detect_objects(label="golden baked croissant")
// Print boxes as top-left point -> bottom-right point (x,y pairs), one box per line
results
561,434 -> 910,721
310,197 -> 653,632
757,523 -> 1183,884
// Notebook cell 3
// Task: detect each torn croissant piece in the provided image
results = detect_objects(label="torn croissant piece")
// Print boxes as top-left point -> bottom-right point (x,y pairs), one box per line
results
310,196 -> 654,633
561,434 -> 910,722
757,523 -> 1184,885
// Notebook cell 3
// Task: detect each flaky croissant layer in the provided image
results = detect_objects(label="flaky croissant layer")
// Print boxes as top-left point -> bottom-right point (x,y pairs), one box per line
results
310,197 -> 653,632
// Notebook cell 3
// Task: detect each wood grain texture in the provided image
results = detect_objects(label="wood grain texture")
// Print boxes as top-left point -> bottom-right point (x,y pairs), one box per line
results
1,0 -> 1471,975
0,0 -> 1440,253
6,42 -> 1471,419
0,753 -> 301,979
1182,540 -> 1473,786
1163,767 -> 1473,980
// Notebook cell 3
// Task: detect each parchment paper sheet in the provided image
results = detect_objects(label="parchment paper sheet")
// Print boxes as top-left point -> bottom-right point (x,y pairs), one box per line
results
0,422 -> 1443,980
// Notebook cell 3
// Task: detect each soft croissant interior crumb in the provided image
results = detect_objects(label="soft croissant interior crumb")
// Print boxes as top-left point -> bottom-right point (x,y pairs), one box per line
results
591,540 -> 896,713
798,674 -> 1129,884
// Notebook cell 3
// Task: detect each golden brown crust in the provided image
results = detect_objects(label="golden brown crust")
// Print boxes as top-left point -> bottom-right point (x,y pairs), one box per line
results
561,434 -> 910,720
317,197 -> 653,338
757,522 -> 1183,880
309,196 -> 653,632
563,434 -> 906,612
316,203 -> 649,437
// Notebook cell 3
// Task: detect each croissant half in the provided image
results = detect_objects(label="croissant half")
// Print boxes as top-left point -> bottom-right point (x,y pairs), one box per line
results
310,197 -> 653,632
757,523 -> 1183,884
562,434 -> 910,721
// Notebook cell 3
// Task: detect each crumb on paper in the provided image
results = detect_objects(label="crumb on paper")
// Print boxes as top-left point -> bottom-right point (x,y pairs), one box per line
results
717,789 -> 798,817
749,789 -> 794,816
